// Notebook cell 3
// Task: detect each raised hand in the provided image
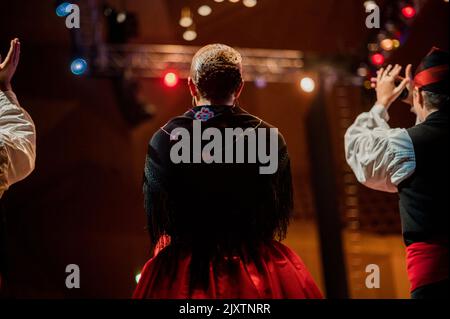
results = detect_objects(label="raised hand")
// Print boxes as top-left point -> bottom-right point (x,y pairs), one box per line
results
371,64 -> 413,106
0,38 -> 21,91
374,64 -> 410,108
399,64 -> 413,105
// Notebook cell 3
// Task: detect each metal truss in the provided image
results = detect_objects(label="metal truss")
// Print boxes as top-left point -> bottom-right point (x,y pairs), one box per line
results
75,0 -> 304,82
93,44 -> 304,83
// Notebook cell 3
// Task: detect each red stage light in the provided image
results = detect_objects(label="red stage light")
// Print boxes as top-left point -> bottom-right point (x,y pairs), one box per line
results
370,53 -> 385,66
401,5 -> 416,19
164,72 -> 179,87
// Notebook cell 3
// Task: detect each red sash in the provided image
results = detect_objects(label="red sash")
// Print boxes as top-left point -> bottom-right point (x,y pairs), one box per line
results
406,241 -> 449,292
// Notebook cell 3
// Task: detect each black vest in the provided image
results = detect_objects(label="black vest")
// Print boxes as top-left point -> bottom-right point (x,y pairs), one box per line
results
398,110 -> 449,246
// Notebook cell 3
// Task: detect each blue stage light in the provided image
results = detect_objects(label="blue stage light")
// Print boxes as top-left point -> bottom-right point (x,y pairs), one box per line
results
56,2 -> 71,17
70,58 -> 88,75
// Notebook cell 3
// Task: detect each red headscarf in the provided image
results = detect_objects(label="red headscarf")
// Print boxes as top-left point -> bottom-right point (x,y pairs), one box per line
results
414,47 -> 449,94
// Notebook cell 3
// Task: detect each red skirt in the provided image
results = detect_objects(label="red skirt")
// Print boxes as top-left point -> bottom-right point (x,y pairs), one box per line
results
133,237 -> 322,299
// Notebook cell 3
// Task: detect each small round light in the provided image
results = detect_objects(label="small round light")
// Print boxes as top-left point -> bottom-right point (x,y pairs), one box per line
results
254,77 -> 267,89
392,39 -> 400,48
164,72 -> 179,87
179,17 -> 193,27
300,77 -> 315,93
116,12 -> 127,23
357,66 -> 369,77
401,5 -> 416,19
56,2 -> 71,17
183,30 -> 197,41
370,53 -> 385,66
243,0 -> 257,7
364,1 -> 378,11
229,0 -> 240,3
198,5 -> 212,16
385,22 -> 396,33
214,0 -> 225,2
380,38 -> 394,51
70,58 -> 88,75
104,7 -> 113,17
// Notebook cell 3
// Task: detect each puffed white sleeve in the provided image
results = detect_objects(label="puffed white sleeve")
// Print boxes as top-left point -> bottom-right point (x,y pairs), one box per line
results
0,90 -> 36,197
344,104 -> 416,193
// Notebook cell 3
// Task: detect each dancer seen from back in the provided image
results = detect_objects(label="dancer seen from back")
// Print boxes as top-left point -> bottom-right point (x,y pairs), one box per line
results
133,44 -> 322,299
345,48 -> 449,299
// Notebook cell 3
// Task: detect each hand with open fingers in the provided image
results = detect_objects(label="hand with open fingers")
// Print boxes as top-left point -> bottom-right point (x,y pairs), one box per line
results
370,64 -> 413,105
0,38 -> 21,91
373,64 -> 410,109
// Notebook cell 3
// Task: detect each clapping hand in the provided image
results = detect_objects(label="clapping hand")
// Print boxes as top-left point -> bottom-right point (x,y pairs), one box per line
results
0,38 -> 21,91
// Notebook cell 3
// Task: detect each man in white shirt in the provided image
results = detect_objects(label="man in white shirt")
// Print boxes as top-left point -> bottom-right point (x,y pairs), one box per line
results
0,38 -> 35,197
345,48 -> 449,299
0,38 -> 36,293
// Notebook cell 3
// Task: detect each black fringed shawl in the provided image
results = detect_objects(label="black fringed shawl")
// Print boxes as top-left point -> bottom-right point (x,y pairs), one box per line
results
143,105 -> 294,289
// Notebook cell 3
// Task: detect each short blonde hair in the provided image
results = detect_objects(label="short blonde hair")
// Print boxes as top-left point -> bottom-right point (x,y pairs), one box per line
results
190,44 -> 243,101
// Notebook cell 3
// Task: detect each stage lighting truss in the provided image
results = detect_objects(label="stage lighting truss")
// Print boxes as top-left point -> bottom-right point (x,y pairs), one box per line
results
92,44 -> 304,83
72,1 -> 303,83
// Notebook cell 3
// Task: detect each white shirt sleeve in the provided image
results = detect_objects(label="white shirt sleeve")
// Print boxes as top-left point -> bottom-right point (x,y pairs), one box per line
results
344,104 -> 416,193
0,90 -> 36,197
